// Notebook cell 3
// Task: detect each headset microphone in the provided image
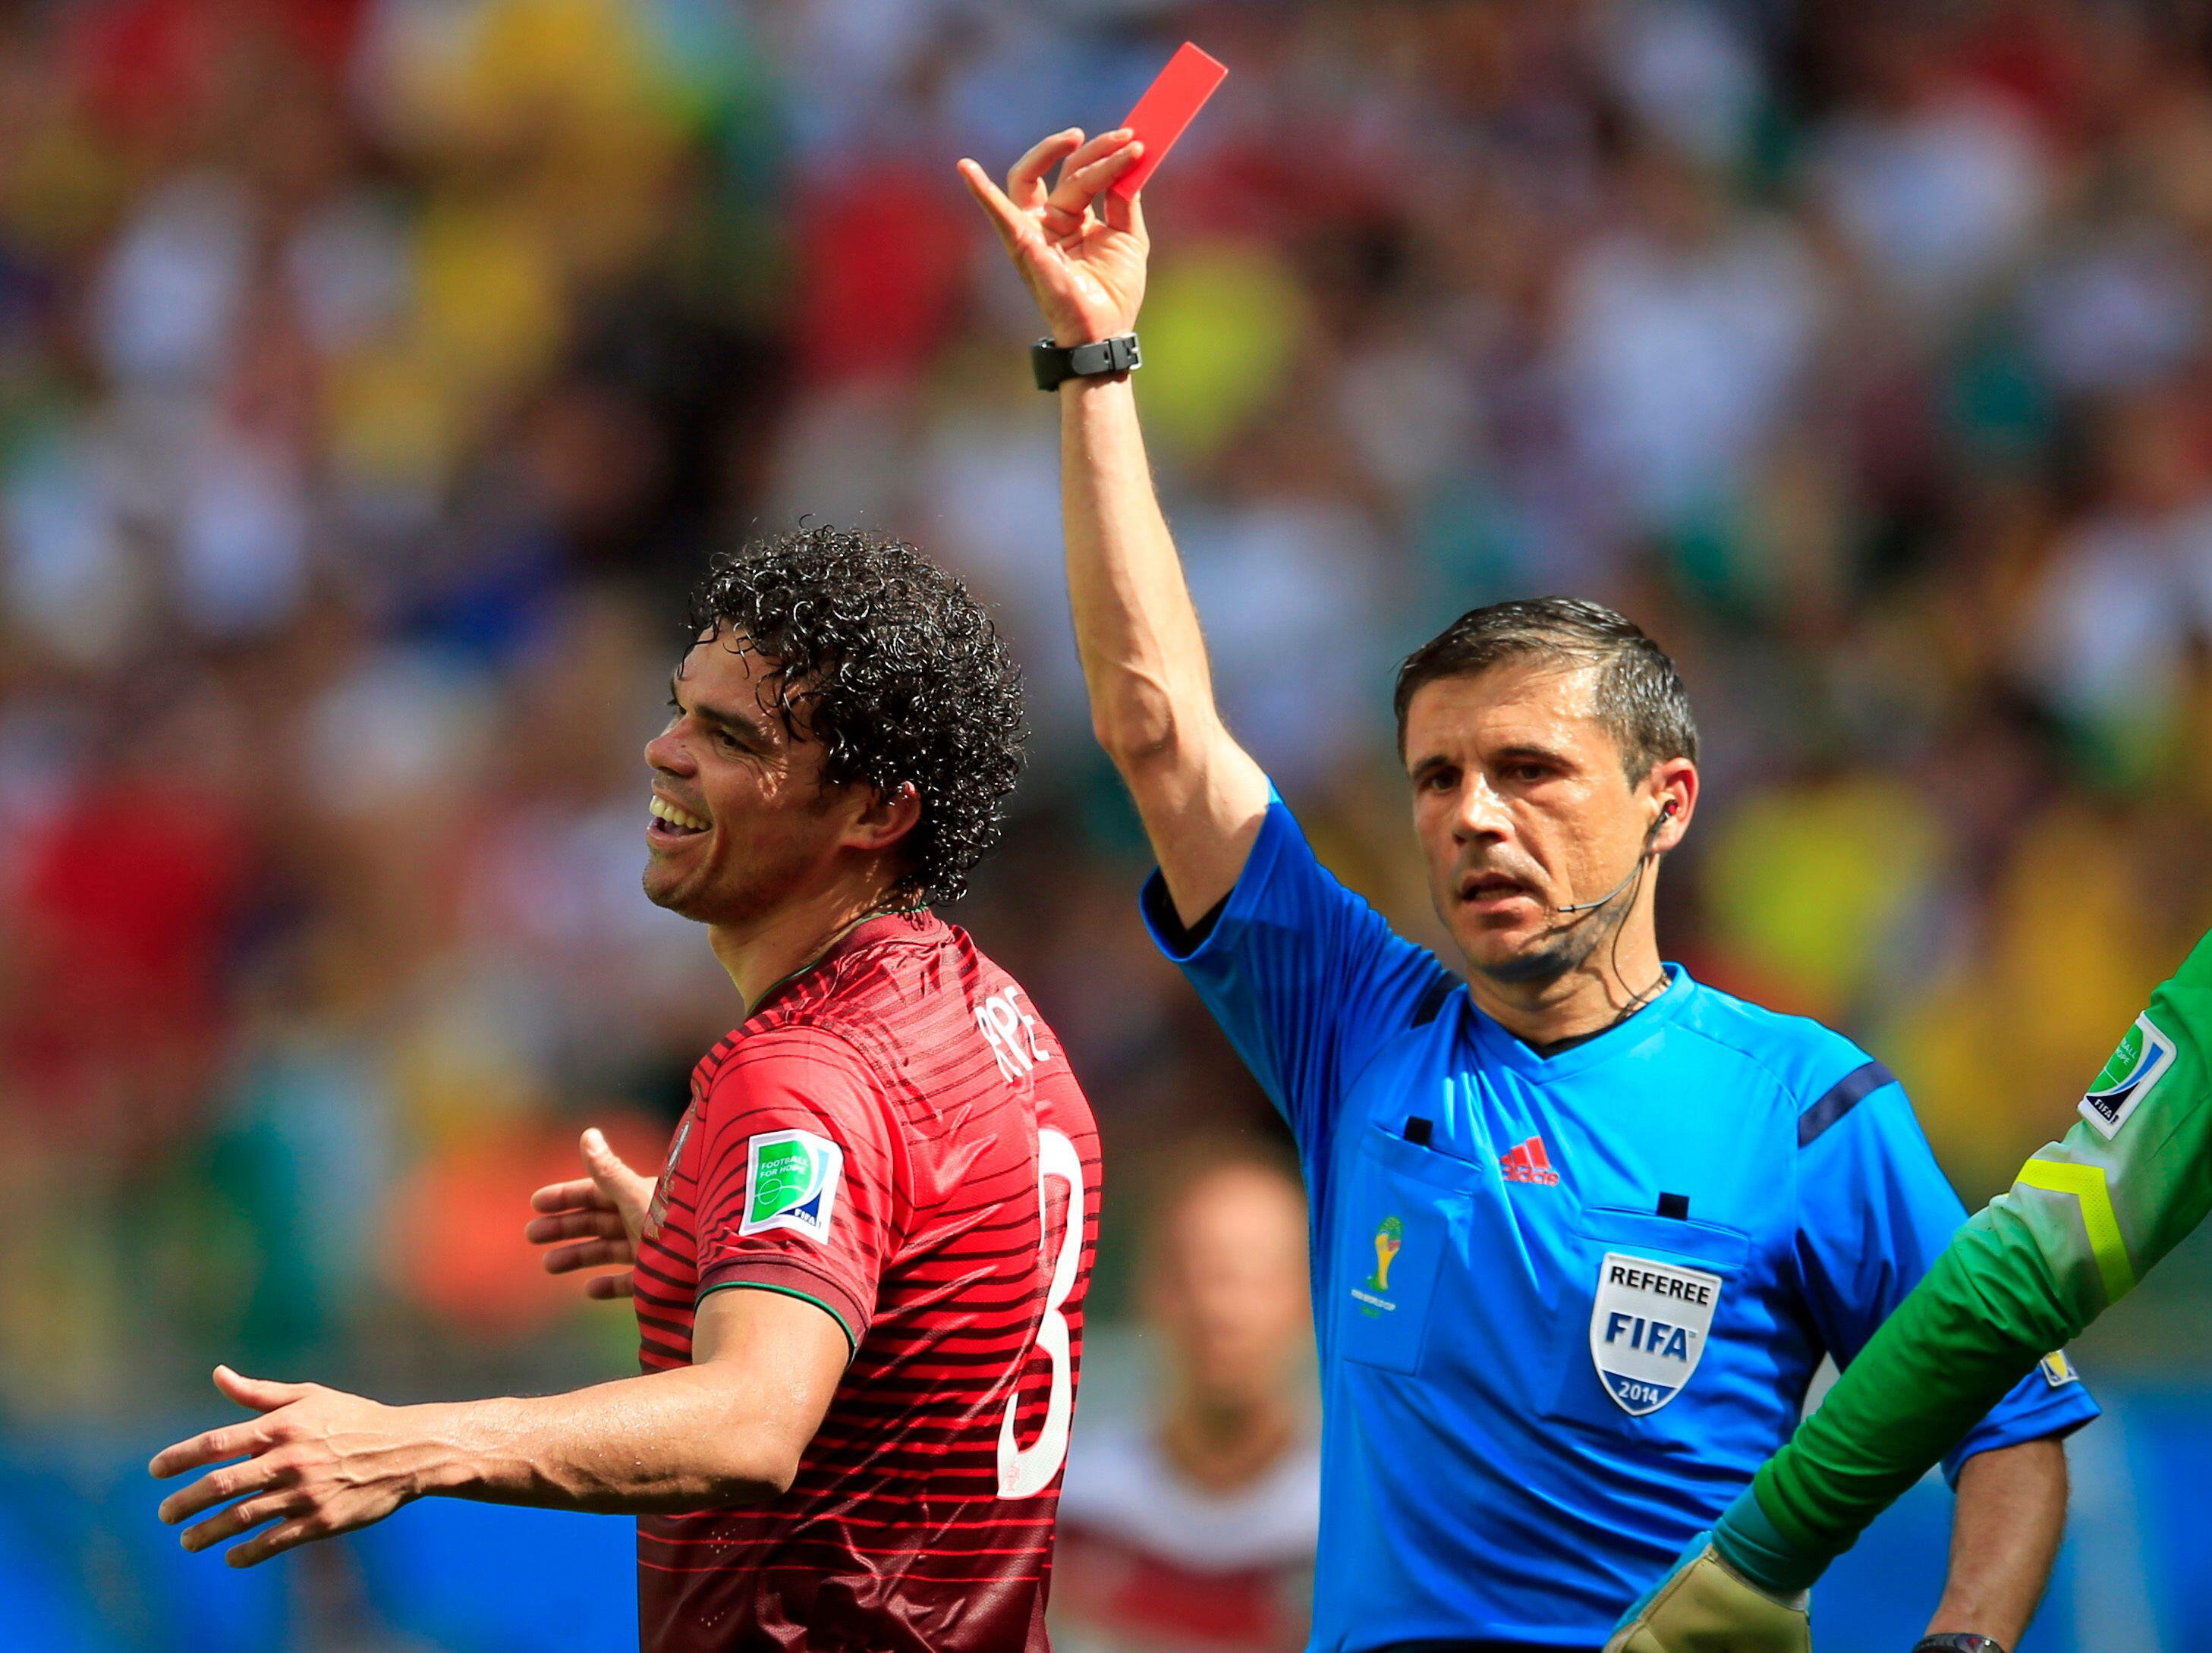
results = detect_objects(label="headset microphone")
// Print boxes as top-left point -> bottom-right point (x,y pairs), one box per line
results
1551,800 -> 1676,916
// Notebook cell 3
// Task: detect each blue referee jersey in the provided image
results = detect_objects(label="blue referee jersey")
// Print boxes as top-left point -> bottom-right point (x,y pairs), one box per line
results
1143,793 -> 2097,1651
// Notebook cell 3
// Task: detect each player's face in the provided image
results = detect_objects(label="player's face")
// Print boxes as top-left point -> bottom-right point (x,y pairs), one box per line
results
640,635 -> 850,928
1403,662 -> 1663,985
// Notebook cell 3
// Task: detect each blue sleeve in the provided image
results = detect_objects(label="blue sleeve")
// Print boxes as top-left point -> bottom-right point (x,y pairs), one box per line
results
1140,790 -> 1458,1167
1795,1067 -> 2100,1484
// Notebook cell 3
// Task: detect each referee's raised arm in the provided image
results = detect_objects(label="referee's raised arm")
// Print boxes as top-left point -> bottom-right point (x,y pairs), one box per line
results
959,133 -> 1270,926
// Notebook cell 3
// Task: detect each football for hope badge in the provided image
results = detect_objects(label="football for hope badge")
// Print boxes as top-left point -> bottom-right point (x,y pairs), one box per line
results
2079,1013 -> 2177,1140
740,1129 -> 844,1243
1589,1251 -> 1722,1416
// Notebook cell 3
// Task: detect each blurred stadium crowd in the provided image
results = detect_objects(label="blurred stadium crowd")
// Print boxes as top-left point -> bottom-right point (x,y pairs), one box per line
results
6,0 -> 2212,1646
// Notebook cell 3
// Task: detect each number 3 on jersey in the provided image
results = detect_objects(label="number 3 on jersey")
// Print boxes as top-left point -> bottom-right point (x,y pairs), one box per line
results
998,1127 -> 1084,1497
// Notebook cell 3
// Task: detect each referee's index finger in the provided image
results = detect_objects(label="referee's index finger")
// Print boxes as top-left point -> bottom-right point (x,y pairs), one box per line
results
1048,139 -> 1143,220
1053,127 -> 1134,184
1008,128 -> 1084,202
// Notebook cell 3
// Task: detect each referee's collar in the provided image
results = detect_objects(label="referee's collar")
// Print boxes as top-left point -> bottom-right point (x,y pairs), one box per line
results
1463,961 -> 1697,1084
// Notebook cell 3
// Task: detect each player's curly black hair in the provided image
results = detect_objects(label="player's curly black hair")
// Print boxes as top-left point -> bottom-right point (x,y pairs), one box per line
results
684,524 -> 1027,905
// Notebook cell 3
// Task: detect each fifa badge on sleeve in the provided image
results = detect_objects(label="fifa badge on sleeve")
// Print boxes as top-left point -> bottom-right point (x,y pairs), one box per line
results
2079,1013 -> 2176,1140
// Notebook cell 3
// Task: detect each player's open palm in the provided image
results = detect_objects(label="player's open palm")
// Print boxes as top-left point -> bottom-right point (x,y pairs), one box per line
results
958,129 -> 1148,346
527,1128 -> 653,1301
153,1367 -> 431,1567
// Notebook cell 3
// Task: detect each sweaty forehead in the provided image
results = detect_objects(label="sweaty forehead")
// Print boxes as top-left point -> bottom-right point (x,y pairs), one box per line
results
675,634 -> 800,733
1404,659 -> 1609,759
678,631 -> 779,692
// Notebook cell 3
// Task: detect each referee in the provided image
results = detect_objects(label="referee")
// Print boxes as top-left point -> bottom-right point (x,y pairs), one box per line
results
962,130 -> 2095,1651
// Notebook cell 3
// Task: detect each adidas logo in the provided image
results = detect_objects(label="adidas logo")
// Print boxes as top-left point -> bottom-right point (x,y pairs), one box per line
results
1499,1135 -> 1562,1186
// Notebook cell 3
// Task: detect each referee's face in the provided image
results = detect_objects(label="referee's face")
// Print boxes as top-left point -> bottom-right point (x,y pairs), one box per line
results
640,635 -> 854,929
1404,661 -> 1663,985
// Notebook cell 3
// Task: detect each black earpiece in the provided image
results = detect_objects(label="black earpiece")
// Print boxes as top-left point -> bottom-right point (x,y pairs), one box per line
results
1556,800 -> 1681,914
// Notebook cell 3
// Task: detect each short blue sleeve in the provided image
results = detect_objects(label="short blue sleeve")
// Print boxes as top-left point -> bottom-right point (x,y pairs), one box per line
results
1795,1070 -> 2100,1482
1140,790 -> 1458,1167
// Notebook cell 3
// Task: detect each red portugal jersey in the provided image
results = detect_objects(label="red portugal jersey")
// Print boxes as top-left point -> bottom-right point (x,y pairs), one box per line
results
632,911 -> 1102,1652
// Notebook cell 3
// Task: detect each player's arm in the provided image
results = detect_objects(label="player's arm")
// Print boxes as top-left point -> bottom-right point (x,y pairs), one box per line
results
1737,924 -> 2212,1587
1783,1064 -> 2081,1647
149,1286 -> 848,1567
1609,925 -> 2212,1651
958,134 -> 1269,924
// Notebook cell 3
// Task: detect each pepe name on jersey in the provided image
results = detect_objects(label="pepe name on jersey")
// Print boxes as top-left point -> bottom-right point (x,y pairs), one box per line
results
1588,1252 -> 1722,1416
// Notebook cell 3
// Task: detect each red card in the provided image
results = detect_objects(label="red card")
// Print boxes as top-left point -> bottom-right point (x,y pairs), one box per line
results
1109,42 -> 1228,200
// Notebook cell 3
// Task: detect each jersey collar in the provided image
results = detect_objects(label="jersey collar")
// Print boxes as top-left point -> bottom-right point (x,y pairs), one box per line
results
746,908 -> 940,1020
1462,962 -> 1698,1084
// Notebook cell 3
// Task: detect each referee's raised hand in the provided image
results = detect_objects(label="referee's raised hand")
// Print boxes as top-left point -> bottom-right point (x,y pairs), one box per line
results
525,1127 -> 653,1301
958,129 -> 1147,347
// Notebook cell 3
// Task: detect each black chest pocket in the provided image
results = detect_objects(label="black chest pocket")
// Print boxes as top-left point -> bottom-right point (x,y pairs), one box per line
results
1540,1206 -> 1751,1451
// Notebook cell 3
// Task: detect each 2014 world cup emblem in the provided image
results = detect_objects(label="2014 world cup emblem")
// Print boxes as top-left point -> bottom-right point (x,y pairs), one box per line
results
1367,1215 -> 1404,1293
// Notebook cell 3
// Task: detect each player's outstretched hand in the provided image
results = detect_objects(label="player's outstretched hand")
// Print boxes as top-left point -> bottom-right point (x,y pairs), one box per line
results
151,1365 -> 427,1567
958,129 -> 1148,347
527,1127 -> 653,1300
1604,1531 -> 1811,1653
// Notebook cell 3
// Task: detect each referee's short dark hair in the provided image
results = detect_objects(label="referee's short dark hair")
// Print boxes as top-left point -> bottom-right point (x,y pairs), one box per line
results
1392,597 -> 1699,783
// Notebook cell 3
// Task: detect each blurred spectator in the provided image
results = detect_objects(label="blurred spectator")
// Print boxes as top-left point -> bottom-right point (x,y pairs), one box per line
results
1053,1145 -> 1319,1653
1813,12 -> 2047,325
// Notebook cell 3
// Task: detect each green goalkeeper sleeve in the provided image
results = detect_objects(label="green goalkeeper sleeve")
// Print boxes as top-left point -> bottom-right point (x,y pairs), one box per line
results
1720,924 -> 2212,1593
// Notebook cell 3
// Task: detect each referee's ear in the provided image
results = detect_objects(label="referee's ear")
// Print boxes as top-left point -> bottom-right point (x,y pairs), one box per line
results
1644,760 -> 1698,857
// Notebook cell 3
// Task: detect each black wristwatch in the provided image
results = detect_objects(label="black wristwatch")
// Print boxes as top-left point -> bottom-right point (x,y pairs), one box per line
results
1031,332 -> 1141,391
1914,1636 -> 2007,1653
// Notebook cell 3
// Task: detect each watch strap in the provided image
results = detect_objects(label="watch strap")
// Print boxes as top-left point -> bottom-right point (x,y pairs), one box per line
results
1031,333 -> 1141,390
1914,1636 -> 2007,1653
